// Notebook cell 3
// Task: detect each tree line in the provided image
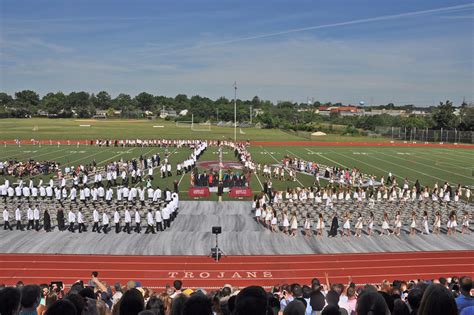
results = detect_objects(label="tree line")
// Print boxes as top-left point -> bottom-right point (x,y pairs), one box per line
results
0,90 -> 472,132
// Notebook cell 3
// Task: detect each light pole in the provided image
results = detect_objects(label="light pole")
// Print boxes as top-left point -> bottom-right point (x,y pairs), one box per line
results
233,82 -> 237,143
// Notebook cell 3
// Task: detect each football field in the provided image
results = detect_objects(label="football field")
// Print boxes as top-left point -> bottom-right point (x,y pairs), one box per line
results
1,141 -> 472,200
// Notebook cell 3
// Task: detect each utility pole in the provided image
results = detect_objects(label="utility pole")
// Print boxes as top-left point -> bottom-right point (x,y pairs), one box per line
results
233,82 -> 237,143
250,105 -> 252,124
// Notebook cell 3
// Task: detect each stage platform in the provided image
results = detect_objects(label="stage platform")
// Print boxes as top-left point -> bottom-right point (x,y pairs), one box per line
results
1,201 -> 473,288
0,201 -> 472,255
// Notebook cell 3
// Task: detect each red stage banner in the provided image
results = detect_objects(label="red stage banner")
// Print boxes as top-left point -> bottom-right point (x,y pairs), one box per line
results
229,187 -> 253,198
188,187 -> 210,198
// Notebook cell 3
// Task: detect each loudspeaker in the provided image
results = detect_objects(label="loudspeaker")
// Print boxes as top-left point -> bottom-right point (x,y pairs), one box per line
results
212,226 -> 222,234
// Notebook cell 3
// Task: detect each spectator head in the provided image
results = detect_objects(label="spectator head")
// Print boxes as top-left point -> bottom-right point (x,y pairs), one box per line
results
392,299 -> 410,315
44,300 -> 77,315
347,287 -> 356,300
439,277 -> 448,286
283,300 -> 306,315
127,281 -> 137,290
325,290 -> 340,306
310,290 -> 325,312
171,294 -> 188,315
78,287 -> 95,300
119,288 -> 145,315
378,291 -> 394,313
235,286 -> 268,315
21,285 -> 42,310
173,280 -> 183,291
459,276 -> 472,296
380,279 -> 391,293
356,290 -> 390,315
302,285 -> 312,299
417,284 -> 458,315
290,283 -> 303,298
146,296 -> 165,314
311,278 -> 321,289
221,286 -> 232,297
114,282 -> 122,293
65,293 -> 85,315
182,293 -> 212,315
0,287 -> 21,315
45,293 -> 58,309
321,305 -> 340,315
16,281 -> 24,288
407,288 -> 423,311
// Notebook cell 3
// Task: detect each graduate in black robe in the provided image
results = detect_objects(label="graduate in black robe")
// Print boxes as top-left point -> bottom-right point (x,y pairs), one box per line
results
43,210 -> 51,232
57,209 -> 65,231
329,213 -> 339,237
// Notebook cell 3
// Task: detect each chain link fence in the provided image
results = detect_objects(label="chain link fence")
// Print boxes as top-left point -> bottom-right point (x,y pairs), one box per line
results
374,127 -> 474,144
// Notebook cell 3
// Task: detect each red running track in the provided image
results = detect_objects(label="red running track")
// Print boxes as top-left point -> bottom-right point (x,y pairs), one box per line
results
1,251 -> 473,289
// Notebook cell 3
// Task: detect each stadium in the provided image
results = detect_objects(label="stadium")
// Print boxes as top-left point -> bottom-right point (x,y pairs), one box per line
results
1,2 -> 473,315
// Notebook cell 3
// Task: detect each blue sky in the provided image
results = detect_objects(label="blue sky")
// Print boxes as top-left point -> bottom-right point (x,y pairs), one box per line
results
0,0 -> 473,106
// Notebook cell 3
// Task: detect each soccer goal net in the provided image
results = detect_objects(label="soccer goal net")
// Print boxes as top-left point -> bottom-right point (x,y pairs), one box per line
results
191,121 -> 212,132
175,121 -> 193,128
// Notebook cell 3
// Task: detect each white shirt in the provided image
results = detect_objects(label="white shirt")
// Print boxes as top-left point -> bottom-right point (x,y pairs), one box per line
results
33,208 -> 40,220
102,213 -> 109,225
155,210 -> 162,222
114,211 -> 120,223
147,212 -> 154,225
135,211 -> 141,223
15,208 -> 21,221
77,212 -> 84,224
93,209 -> 100,222
27,208 -> 34,220
3,210 -> 9,221
68,211 -> 76,223
124,210 -> 132,223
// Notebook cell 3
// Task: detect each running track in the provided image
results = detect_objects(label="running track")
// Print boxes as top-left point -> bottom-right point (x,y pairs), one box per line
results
1,251 -> 472,288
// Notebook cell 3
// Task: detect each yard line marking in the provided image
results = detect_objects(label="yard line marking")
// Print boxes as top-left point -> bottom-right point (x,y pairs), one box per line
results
329,150 -> 410,183
259,146 -> 304,186
354,151 -> 449,183
373,150 -> 472,180
386,149 -> 470,166
281,150 -> 305,186
435,148 -> 474,159
254,172 -> 265,190
304,148 -> 350,169
0,147 -> 70,161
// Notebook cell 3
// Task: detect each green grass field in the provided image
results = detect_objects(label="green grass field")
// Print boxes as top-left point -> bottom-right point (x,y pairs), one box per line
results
0,118 -> 472,200
0,118 -> 389,142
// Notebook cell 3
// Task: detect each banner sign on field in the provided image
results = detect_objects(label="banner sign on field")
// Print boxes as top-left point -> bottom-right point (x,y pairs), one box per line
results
229,187 -> 253,198
188,187 -> 210,198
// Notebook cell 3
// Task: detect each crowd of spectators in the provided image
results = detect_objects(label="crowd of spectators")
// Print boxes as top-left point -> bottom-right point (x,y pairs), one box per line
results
0,273 -> 472,315
0,160 -> 60,178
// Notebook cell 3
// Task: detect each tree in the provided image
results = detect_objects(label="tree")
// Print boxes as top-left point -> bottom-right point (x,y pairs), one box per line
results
135,92 -> 155,111
432,100 -> 458,129
14,90 -> 40,107
458,103 -> 474,131
41,92 -> 66,114
0,93 -> 13,107
95,91 -> 112,110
